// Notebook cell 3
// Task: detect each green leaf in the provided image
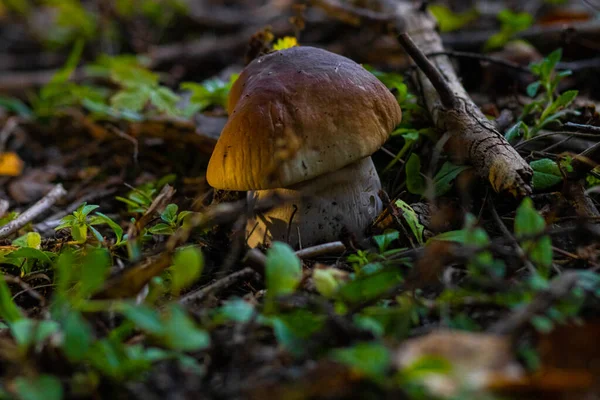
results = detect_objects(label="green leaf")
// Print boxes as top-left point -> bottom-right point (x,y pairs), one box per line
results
312,267 -> 348,299
111,87 -> 150,112
526,81 -> 541,97
502,10 -> 533,31
531,315 -> 554,333
79,248 -> 111,297
433,162 -> 470,196
515,198 -> 553,273
0,277 -> 23,323
265,242 -> 303,299
161,305 -> 210,351
214,299 -> 257,324
373,230 -> 400,253
6,248 -> 53,265
149,86 -> 180,116
426,229 -> 466,244
269,310 -> 325,356
405,153 -> 425,195
505,121 -> 528,142
12,232 -> 42,249
531,158 -> 562,190
148,223 -> 175,235
169,246 -> 204,295
161,204 -> 178,223
339,268 -> 403,305
395,200 -> 425,245
93,212 -> 124,244
123,305 -> 164,335
553,90 -> 578,109
81,204 -> 100,216
62,310 -> 92,361
14,374 -> 63,400
11,319 -> 60,350
330,342 -> 390,378
428,5 -> 478,33
0,95 -> 32,117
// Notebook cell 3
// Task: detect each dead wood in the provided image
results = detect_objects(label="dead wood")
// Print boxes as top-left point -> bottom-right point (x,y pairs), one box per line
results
312,0 -> 533,197
392,2 -> 533,197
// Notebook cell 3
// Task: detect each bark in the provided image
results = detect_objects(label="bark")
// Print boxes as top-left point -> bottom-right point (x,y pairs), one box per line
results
394,2 -> 533,197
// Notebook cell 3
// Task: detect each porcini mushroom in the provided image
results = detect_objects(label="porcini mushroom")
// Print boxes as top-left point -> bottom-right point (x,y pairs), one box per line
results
206,46 -> 401,249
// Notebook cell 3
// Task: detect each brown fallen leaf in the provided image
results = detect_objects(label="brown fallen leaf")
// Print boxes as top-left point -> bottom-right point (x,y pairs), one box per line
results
393,329 -> 596,399
0,152 -> 23,176
393,330 -> 524,398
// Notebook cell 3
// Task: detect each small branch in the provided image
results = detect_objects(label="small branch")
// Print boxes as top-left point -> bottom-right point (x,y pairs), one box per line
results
179,267 -> 258,307
488,271 -> 581,337
0,184 -> 67,238
562,122 -> 600,135
426,50 -> 530,73
295,241 -> 346,259
396,33 -> 457,109
0,199 -> 8,219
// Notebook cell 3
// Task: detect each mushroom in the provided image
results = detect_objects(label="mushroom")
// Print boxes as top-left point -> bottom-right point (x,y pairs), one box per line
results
206,46 -> 402,249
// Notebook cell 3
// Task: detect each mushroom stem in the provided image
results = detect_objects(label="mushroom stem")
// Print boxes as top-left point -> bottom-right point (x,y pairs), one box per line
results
246,157 -> 383,249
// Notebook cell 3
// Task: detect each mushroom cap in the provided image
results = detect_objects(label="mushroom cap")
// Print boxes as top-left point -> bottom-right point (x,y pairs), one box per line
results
206,46 -> 402,190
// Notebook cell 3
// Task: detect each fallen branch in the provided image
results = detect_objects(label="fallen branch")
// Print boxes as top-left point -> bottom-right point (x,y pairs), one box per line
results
295,241 -> 346,259
488,271 -> 581,337
179,267 -> 258,307
0,184 -> 67,238
391,3 -> 533,197
312,0 -> 533,197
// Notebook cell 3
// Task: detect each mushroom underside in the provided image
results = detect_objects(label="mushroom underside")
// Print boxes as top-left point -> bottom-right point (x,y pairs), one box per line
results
246,156 -> 383,249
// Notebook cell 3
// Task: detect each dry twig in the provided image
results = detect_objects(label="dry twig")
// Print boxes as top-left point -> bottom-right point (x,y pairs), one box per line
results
0,184 -> 67,238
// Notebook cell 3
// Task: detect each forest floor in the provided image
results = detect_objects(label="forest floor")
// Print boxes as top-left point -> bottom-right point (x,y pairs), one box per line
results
1,1 -> 600,399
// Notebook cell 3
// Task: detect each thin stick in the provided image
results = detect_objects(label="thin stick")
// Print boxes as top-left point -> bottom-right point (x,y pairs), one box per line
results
0,199 -> 9,218
179,267 -> 258,306
0,184 -> 67,238
488,271 -> 580,337
295,241 -> 346,259
396,33 -> 458,109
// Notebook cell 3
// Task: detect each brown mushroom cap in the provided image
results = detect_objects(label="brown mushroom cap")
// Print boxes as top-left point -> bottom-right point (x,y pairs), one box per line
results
206,46 -> 402,191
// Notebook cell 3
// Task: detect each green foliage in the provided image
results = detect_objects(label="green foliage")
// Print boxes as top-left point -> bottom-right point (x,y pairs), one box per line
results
485,10 -> 533,50
365,67 -> 422,125
123,303 -> 210,351
0,277 -> 24,323
433,162 -> 471,196
91,56 -> 180,116
43,0 -> 97,48
264,242 -> 303,311
148,204 -> 193,236
515,198 -> 553,276
428,4 -> 478,32
116,175 -> 176,213
530,158 -> 563,190
506,49 -> 578,141
395,200 -> 425,245
406,153 -> 426,195
464,214 -> 505,278
115,0 -> 187,26
312,267 -> 348,299
168,246 -> 204,295
55,203 -> 123,245
180,73 -> 239,115
14,374 -> 63,400
330,342 -> 391,379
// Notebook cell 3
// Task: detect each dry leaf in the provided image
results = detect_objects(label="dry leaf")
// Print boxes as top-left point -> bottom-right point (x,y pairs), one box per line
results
393,330 -> 524,398
0,152 -> 23,176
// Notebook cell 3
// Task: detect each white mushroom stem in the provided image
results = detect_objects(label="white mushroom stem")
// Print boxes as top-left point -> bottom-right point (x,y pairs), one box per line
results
246,157 -> 383,249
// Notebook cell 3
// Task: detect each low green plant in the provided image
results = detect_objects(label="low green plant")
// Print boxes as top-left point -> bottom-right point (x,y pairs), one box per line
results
180,73 -> 239,115
485,9 -> 533,50
506,49 -> 578,141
